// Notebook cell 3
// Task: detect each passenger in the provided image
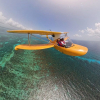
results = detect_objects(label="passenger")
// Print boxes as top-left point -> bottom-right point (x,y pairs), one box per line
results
57,38 -> 64,47
60,38 -> 66,47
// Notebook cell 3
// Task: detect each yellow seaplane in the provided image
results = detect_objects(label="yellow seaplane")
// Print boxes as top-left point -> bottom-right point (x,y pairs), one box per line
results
7,30 -> 88,56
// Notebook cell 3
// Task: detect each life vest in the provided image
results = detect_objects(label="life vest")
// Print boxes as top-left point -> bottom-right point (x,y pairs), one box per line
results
58,41 -> 63,47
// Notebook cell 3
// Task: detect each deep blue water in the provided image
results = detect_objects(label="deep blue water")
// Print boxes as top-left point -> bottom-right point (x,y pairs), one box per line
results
0,29 -> 100,100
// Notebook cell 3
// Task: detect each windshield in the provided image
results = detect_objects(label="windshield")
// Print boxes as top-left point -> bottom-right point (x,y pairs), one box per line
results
60,34 -> 74,48
65,38 -> 73,48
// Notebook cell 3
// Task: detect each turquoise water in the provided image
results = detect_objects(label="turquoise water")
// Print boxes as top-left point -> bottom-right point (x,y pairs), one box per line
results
0,29 -> 100,100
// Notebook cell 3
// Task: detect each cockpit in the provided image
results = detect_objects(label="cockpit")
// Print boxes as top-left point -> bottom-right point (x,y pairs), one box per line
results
56,34 -> 74,48
64,37 -> 74,48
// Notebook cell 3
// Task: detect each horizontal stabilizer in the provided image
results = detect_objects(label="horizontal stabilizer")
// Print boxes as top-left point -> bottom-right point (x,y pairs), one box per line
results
15,43 -> 54,50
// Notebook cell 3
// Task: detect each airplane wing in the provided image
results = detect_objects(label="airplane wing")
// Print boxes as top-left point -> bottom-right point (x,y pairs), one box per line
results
15,43 -> 54,50
7,30 -> 68,35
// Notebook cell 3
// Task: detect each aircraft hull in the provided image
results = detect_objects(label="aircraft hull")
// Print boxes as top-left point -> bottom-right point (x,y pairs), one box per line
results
54,44 -> 88,56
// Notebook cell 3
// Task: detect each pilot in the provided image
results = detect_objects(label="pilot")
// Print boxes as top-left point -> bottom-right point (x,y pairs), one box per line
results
57,38 -> 64,47
60,38 -> 66,46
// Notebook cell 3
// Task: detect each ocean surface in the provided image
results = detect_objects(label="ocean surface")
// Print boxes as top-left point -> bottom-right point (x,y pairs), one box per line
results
0,28 -> 100,100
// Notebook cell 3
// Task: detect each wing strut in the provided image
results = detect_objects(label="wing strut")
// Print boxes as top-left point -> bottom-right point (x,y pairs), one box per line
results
28,33 -> 30,45
46,35 -> 52,42
27,33 -> 52,45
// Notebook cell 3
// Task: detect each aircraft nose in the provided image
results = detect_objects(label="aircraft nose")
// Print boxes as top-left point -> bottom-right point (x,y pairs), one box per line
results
78,47 -> 88,56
